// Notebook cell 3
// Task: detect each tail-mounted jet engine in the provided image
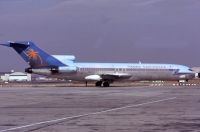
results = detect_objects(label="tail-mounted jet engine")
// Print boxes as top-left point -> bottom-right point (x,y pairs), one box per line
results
25,66 -> 77,75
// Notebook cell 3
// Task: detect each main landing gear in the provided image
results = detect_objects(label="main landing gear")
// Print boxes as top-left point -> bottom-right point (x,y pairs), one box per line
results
95,81 -> 110,87
178,79 -> 189,86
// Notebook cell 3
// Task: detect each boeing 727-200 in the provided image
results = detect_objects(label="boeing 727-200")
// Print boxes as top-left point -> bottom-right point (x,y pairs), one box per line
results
0,41 -> 195,87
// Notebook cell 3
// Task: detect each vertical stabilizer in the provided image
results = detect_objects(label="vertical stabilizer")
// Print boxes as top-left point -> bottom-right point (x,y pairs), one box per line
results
1,41 -> 65,68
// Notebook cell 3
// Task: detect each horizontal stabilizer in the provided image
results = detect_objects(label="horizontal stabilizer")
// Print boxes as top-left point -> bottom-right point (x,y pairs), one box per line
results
0,41 -> 15,47
0,43 -> 10,47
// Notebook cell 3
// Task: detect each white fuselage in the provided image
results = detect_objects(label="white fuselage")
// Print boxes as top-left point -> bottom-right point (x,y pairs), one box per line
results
1,41 -> 195,87
48,63 -> 194,82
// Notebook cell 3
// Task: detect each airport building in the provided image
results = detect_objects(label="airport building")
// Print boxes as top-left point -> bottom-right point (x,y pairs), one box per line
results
0,71 -> 31,82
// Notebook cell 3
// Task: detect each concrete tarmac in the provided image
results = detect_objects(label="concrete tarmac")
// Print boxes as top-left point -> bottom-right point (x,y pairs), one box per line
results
0,86 -> 199,132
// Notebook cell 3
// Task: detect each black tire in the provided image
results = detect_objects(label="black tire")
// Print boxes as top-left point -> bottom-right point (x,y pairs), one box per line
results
103,82 -> 110,87
95,81 -> 102,87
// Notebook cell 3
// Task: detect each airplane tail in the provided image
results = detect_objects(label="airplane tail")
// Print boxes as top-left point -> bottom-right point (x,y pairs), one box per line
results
0,41 -> 65,68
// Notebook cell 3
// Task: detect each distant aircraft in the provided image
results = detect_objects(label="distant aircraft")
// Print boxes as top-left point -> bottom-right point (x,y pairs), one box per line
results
0,41 -> 195,87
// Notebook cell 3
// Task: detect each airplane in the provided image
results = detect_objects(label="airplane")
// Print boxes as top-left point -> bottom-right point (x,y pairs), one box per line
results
0,41 -> 195,87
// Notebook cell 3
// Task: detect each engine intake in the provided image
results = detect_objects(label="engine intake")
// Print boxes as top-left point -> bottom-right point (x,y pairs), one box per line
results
25,68 -> 33,73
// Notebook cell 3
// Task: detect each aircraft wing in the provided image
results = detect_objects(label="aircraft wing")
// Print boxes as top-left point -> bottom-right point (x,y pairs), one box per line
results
85,73 -> 132,81
101,73 -> 132,80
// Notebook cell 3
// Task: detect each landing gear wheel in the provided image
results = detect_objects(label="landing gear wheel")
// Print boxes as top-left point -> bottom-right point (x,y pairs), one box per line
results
103,82 -> 110,87
95,81 -> 102,87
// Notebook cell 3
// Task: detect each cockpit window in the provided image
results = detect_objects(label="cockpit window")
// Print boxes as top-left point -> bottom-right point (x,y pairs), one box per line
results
188,69 -> 193,71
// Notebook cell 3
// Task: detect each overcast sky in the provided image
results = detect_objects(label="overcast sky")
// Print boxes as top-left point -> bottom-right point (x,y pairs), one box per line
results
0,0 -> 200,71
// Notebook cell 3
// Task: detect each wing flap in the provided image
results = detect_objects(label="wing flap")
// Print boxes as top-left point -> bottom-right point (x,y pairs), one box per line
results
85,73 -> 131,81
101,73 -> 132,80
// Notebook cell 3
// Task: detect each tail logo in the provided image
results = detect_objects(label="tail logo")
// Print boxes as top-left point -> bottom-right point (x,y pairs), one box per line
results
25,48 -> 44,66
26,49 -> 38,59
